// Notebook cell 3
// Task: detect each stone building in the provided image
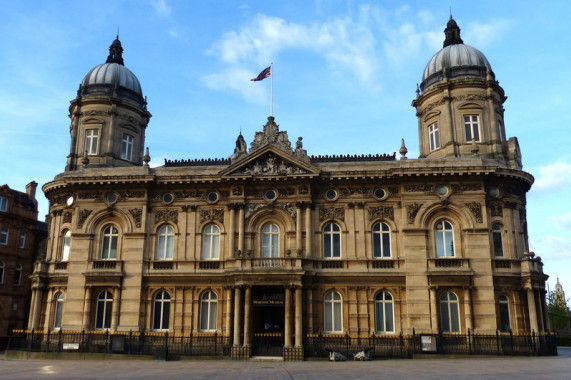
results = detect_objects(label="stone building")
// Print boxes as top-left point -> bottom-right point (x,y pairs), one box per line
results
30,18 -> 549,359
0,182 -> 46,349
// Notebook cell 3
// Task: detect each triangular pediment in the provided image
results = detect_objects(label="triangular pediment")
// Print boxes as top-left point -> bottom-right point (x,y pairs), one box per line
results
220,144 -> 319,178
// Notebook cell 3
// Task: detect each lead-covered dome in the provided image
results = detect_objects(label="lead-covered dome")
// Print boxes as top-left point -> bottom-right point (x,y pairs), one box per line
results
79,37 -> 145,106
420,17 -> 494,92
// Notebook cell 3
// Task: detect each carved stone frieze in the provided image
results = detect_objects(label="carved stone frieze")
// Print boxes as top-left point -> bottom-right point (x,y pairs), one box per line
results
278,188 -> 295,197
453,94 -> 490,102
319,206 -> 345,221
504,201 -> 518,210
416,98 -> 446,118
404,184 -> 434,193
451,183 -> 482,193
79,191 -> 102,200
244,202 -> 297,222
234,154 -> 309,176
490,202 -> 503,217
173,190 -> 203,199
250,116 -> 293,153
62,211 -> 73,224
81,110 -> 109,117
368,206 -> 394,221
406,203 -> 422,224
77,209 -> 92,228
232,187 -> 243,196
465,202 -> 483,223
200,208 -> 224,223
129,208 -> 143,228
118,191 -> 145,199
245,203 -> 265,220
388,187 -> 399,196
155,209 -> 178,224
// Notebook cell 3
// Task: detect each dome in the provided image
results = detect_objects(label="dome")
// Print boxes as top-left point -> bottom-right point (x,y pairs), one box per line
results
420,18 -> 494,91
78,37 -> 145,106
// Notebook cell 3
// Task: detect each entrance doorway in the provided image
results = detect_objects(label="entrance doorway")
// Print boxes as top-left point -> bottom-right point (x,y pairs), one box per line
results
251,287 -> 284,356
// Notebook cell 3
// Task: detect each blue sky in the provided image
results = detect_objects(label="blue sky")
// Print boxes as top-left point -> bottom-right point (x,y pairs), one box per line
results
1,0 -> 570,294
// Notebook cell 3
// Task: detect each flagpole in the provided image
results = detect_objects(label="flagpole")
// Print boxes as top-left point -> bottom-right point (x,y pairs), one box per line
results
270,62 -> 273,117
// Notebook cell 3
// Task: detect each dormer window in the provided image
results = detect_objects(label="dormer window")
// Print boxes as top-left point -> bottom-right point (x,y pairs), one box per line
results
0,196 -> 7,212
85,129 -> 100,155
428,123 -> 440,151
121,134 -> 134,161
464,115 -> 480,142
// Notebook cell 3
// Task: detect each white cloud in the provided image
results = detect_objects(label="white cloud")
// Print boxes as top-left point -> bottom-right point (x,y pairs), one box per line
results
152,0 -> 171,17
531,235 -> 571,260
207,13 -> 378,83
463,20 -> 511,49
202,67 -> 267,104
551,211 -> 571,232
532,162 -> 571,192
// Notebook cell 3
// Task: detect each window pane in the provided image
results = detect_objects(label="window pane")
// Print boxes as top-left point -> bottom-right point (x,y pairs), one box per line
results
385,303 -> 394,332
209,302 -> 217,330
440,302 -> 450,331
445,231 -> 454,256
162,302 -> 170,330
333,303 -> 342,331
54,295 -> 64,328
153,300 -> 162,329
201,301 -> 209,330
450,301 -> 460,332
211,234 -> 219,259
202,236 -> 211,259
323,235 -> 331,258
166,234 -> 173,259
373,233 -> 381,258
333,234 -> 340,257
435,231 -> 445,257
375,302 -> 384,331
382,233 -> 391,257
324,302 -> 332,331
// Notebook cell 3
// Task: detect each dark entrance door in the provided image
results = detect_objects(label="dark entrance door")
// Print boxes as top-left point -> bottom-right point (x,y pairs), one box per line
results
251,287 -> 284,356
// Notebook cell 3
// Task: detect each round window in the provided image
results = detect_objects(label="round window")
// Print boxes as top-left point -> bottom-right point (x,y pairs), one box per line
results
374,188 -> 387,200
105,192 -> 118,204
435,185 -> 449,197
66,196 -> 75,206
264,189 -> 277,201
206,191 -> 219,203
162,193 -> 174,204
488,186 -> 500,198
325,189 -> 338,201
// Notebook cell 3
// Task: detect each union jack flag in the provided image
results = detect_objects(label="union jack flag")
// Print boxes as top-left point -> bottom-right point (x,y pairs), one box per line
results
251,66 -> 271,81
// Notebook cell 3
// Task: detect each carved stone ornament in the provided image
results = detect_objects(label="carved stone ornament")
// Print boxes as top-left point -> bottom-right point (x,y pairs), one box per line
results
368,206 -> 394,221
465,202 -> 483,223
200,208 -> 224,223
129,208 -> 143,228
77,209 -> 93,228
233,153 -> 309,176
451,183 -> 482,193
490,202 -> 503,217
319,206 -> 345,222
118,191 -> 145,199
406,203 -> 422,224
250,116 -> 292,153
244,203 -> 297,222
174,190 -> 204,200
416,98 -> 447,118
155,209 -> 178,224
232,187 -> 243,196
62,211 -> 73,224
79,191 -> 102,200
405,184 -> 434,193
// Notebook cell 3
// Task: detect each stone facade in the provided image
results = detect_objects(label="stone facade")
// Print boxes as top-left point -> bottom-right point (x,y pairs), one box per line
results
29,20 -> 549,359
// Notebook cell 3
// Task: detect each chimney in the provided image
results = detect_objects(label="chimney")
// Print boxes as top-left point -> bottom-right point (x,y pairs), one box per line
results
26,181 -> 38,201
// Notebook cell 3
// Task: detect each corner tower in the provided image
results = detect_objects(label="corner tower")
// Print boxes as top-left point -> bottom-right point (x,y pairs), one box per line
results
413,17 -> 519,166
65,37 -> 151,171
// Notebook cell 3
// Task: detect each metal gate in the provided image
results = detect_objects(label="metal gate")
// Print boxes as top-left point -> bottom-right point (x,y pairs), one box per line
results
252,333 -> 283,356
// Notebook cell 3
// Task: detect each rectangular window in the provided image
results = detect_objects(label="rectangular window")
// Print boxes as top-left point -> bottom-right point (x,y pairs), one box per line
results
464,115 -> 480,142
0,228 -> 8,245
0,196 -> 7,212
121,134 -> 134,161
85,129 -> 100,155
428,123 -> 440,151
19,232 -> 26,249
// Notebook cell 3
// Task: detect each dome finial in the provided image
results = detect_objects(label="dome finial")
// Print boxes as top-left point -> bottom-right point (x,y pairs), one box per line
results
106,35 -> 124,65
443,16 -> 463,48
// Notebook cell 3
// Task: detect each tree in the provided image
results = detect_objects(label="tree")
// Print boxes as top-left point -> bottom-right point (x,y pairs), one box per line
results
547,290 -> 570,332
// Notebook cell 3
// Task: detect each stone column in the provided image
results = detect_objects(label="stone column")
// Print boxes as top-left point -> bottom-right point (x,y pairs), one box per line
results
294,286 -> 303,347
527,288 -> 539,332
111,287 -> 121,332
305,204 -> 312,257
296,203 -> 303,254
82,286 -> 92,330
243,286 -> 252,347
430,287 -> 439,332
284,286 -> 292,347
228,205 -> 236,259
29,286 -> 43,330
307,287 -> 314,333
225,287 -> 233,337
233,287 -> 242,346
238,205 -> 245,254
464,288 -> 473,331
44,288 -> 54,330
536,291 -> 545,332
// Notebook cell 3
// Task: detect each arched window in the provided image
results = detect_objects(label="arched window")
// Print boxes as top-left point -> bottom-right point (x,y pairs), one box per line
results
153,291 -> 171,331
499,295 -> 511,332
61,230 -> 71,261
101,225 -> 118,260
372,222 -> 391,258
156,225 -> 174,260
323,291 -> 343,333
14,264 -> 22,285
435,220 -> 454,257
439,291 -> 460,332
95,290 -> 113,329
323,223 -> 341,259
375,291 -> 394,333
0,261 -> 5,284
54,293 -> 64,329
200,291 -> 218,331
202,224 -> 220,260
492,223 -> 504,257
262,223 -> 279,258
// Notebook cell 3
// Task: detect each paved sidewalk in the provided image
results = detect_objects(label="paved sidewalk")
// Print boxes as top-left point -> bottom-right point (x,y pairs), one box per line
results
1,348 -> 570,379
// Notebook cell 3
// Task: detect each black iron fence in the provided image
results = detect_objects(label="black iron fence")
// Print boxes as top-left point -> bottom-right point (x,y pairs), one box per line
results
7,329 -> 556,359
